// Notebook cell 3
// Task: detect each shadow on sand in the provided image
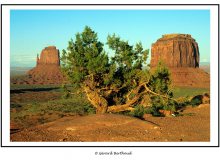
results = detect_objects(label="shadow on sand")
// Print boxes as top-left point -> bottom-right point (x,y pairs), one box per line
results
10,87 -> 61,94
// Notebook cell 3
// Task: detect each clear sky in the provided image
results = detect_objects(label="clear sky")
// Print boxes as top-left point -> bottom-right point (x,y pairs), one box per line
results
10,9 -> 210,67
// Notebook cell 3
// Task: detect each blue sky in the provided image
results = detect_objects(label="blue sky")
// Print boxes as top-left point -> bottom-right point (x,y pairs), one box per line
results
10,9 -> 210,67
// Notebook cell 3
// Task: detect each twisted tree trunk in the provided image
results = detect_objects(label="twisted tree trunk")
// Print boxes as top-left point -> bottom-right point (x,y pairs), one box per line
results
84,85 -> 108,113
84,82 -> 148,113
84,80 -> 177,114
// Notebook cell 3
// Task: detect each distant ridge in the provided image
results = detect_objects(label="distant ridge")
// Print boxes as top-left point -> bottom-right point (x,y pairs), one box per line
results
10,67 -> 34,74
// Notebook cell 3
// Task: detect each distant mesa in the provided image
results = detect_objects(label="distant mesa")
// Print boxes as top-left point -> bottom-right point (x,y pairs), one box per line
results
150,34 -> 209,87
22,46 -> 67,84
37,46 -> 60,66
150,33 -> 199,68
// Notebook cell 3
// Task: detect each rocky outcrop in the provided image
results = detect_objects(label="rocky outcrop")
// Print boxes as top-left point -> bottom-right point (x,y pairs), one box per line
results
150,34 -> 209,88
24,46 -> 66,84
37,46 -> 60,66
150,34 -> 199,68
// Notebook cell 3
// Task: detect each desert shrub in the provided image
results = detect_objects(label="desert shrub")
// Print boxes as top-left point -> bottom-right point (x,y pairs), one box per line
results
177,94 -> 202,108
145,105 -> 160,117
129,105 -> 145,118
58,113 -> 64,118
83,104 -> 96,115
190,98 -> 202,107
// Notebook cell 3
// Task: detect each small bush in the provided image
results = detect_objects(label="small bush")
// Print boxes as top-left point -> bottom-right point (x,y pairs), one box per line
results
190,98 -> 202,107
129,105 -> 145,118
145,106 -> 160,117
83,105 -> 96,115
58,113 -> 64,118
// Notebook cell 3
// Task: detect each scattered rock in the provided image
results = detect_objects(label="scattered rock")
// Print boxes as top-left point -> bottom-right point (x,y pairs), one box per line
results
178,139 -> 182,142
158,110 -> 174,117
66,127 -> 75,131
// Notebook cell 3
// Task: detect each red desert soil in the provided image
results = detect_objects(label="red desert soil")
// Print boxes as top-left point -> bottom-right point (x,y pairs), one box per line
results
10,104 -> 210,142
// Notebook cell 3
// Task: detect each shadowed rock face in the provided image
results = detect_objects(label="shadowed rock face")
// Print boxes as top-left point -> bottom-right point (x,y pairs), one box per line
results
37,46 -> 60,66
150,34 -> 199,68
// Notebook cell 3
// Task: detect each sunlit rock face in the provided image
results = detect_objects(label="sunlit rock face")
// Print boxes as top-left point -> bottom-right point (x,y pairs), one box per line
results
37,46 -> 60,66
150,34 -> 199,68
25,46 -> 66,83
150,34 -> 210,87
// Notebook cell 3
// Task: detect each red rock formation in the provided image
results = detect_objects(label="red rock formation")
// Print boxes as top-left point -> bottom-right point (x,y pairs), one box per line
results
37,46 -> 60,66
151,34 -> 199,68
150,34 -> 209,88
24,46 -> 67,84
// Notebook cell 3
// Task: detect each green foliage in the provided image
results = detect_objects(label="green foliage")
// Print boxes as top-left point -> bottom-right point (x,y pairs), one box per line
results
129,105 -> 145,118
177,94 -> 202,108
60,26 -> 178,114
190,98 -> 202,107
60,26 -> 109,87
145,106 -> 160,117
129,105 -> 160,118
83,104 -> 96,115
61,84 -> 71,99
105,33 -> 149,91
173,87 -> 209,99
146,58 -> 179,112
148,57 -> 173,96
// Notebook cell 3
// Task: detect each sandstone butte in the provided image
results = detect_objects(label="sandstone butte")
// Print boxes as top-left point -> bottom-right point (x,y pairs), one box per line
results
37,46 -> 60,66
150,34 -> 210,87
25,46 -> 66,84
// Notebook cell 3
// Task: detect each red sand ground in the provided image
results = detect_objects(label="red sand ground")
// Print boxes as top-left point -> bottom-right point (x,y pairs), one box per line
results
10,104 -> 210,142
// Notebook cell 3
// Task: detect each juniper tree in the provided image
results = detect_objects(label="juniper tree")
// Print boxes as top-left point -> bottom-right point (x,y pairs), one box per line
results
60,26 -> 177,114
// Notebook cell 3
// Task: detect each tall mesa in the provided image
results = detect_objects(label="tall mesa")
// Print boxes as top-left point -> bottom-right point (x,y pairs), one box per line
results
150,33 -> 199,68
